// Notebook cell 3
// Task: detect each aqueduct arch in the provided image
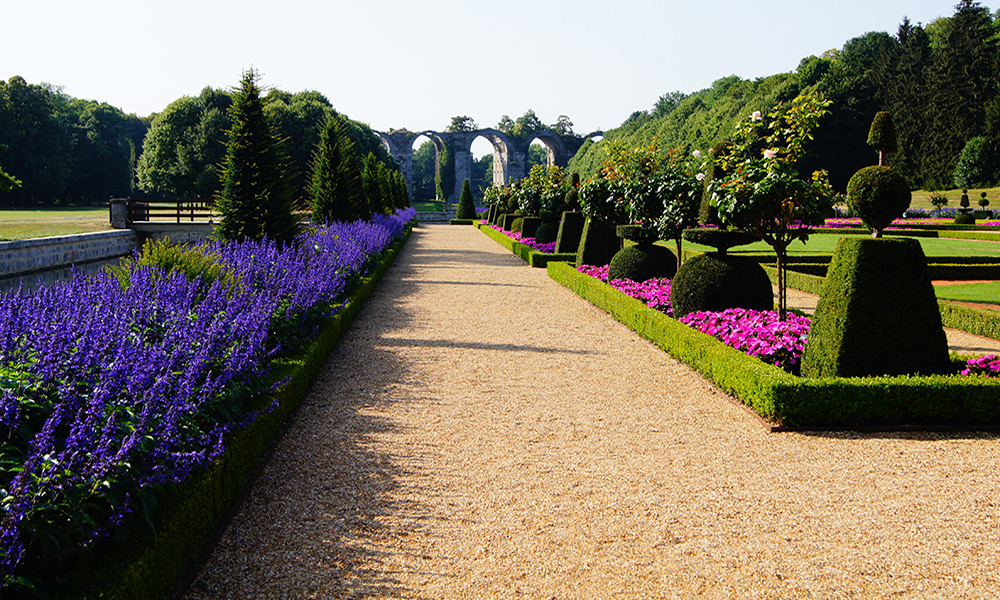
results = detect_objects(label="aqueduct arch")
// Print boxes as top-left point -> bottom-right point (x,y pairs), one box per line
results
376,127 -> 604,204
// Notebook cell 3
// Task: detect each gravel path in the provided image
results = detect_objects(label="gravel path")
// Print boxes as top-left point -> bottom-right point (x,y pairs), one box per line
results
183,224 -> 1000,599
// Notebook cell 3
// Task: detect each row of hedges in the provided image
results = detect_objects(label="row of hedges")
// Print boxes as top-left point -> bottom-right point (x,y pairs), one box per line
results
476,222 -> 576,267
549,261 -> 1000,430
63,224 -> 414,600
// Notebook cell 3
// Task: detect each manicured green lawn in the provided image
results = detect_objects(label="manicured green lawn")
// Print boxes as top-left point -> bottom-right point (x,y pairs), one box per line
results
909,186 -> 1000,211
0,206 -> 112,241
934,281 -> 1000,305
685,233 -> 1000,258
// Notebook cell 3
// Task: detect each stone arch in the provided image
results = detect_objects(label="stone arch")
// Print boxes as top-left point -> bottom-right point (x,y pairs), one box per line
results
461,129 -> 514,189
526,131 -> 569,169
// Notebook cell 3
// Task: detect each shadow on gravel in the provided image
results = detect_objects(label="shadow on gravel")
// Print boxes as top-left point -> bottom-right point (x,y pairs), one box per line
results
377,336 -> 600,355
791,429 -> 1000,440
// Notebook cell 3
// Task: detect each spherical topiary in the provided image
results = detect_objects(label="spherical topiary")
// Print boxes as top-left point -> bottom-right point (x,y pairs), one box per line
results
534,222 -> 558,244
607,243 -> 677,283
846,165 -> 911,237
670,253 -> 773,319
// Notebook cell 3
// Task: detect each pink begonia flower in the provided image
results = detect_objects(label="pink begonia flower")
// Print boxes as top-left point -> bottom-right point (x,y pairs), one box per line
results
692,150 -> 702,158
696,173 -> 706,181
763,149 -> 777,159
751,111 -> 762,121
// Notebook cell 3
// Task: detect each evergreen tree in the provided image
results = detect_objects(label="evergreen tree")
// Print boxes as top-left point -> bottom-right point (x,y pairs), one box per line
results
456,178 -> 476,219
310,114 -> 363,223
922,0 -> 1000,188
361,152 -> 380,219
216,70 -> 299,244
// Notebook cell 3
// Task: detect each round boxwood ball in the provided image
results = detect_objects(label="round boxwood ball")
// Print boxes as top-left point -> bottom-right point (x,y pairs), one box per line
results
670,253 -> 773,319
608,243 -> 677,282
846,165 -> 911,236
534,222 -> 559,244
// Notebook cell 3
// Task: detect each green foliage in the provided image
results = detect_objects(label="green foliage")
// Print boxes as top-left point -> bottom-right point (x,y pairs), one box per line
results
929,192 -> 949,211
550,261 -> 1000,429
310,114 -> 364,223
575,217 -> 619,268
108,239 -> 239,295
0,162 -> 21,194
867,111 -> 897,165
952,137 -> 1000,188
534,221 -> 558,244
845,165 -> 911,237
555,211 -> 585,254
456,179 -> 476,219
607,243 -> 677,282
510,217 -> 524,234
216,70 -> 300,244
681,228 -> 760,253
801,237 -> 951,378
670,253 -> 773,319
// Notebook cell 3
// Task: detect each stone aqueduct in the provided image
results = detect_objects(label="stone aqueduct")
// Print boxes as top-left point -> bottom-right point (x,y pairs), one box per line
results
375,128 -> 604,204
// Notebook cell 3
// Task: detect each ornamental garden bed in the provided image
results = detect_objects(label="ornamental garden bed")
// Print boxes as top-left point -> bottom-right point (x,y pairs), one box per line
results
477,221 -> 576,267
547,261 -> 1000,432
1,210 -> 416,599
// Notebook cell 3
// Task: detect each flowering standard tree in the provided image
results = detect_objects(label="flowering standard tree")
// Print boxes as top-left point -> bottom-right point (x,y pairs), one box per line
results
708,93 -> 835,320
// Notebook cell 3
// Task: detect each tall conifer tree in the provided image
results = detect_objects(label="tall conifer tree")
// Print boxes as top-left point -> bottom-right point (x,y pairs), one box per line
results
216,70 -> 299,243
310,114 -> 363,223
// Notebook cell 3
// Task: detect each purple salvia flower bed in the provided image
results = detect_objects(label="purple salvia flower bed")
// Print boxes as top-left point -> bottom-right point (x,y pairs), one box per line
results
0,209 -> 414,586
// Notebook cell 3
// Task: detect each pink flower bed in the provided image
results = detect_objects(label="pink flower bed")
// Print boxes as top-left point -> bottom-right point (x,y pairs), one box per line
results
678,308 -> 810,374
489,224 -> 557,254
575,264 -> 1000,378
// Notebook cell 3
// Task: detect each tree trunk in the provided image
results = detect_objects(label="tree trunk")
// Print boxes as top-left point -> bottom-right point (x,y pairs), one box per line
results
776,248 -> 788,321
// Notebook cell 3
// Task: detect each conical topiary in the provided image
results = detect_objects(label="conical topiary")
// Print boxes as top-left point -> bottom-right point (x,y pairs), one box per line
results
456,178 -> 476,219
801,237 -> 950,378
575,217 -> 619,268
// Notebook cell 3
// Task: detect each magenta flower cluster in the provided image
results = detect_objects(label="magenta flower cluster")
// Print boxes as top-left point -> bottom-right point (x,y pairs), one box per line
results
577,264 -> 673,315
489,224 -> 557,254
0,208 -> 414,588
678,308 -> 811,374
962,354 -> 1000,377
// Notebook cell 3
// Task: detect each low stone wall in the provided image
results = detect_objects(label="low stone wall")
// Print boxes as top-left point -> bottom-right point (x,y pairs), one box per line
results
0,230 -> 138,278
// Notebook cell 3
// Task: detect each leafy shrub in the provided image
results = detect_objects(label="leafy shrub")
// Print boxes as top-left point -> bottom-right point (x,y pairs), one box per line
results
846,165 -> 911,237
511,217 -> 524,234
866,111 -> 897,164
109,238 -> 240,296
534,222 -> 558,244
800,237 -> 951,378
953,137 -> 999,189
670,253 -> 773,319
607,244 -> 677,283
954,211 -> 976,225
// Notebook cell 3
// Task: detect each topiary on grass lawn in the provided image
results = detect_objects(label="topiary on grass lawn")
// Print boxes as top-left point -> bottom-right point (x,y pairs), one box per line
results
670,253 -> 773,319
607,243 -> 677,282
800,236 -> 951,378
846,165 -> 911,238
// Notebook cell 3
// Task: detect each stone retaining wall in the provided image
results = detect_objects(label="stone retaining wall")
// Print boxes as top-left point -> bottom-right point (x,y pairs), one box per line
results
0,230 -> 138,278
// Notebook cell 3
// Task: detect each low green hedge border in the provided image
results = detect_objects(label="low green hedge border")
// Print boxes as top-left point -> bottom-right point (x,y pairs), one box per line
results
478,223 -> 576,267
548,261 -> 1000,430
69,225 -> 414,600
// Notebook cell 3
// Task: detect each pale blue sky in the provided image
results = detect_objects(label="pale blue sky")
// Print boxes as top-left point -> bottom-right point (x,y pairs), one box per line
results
0,0 -> 978,141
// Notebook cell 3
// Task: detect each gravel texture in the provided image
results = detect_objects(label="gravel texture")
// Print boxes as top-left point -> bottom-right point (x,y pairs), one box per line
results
183,224 -> 1000,599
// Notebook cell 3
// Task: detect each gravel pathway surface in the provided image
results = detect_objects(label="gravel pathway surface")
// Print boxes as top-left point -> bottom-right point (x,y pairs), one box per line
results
183,224 -> 1000,599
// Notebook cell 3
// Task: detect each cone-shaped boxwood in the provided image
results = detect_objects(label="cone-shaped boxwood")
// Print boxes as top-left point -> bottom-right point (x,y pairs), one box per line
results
801,237 -> 951,378
556,211 -> 585,254
456,179 -> 476,219
575,218 -> 619,268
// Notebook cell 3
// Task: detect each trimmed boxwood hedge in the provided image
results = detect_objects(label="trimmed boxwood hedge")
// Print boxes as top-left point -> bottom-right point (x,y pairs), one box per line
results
67,225 -> 415,600
548,261 -> 1000,429
478,223 -> 575,267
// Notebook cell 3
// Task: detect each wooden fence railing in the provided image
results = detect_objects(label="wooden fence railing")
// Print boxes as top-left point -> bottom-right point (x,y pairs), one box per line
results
127,199 -> 217,223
